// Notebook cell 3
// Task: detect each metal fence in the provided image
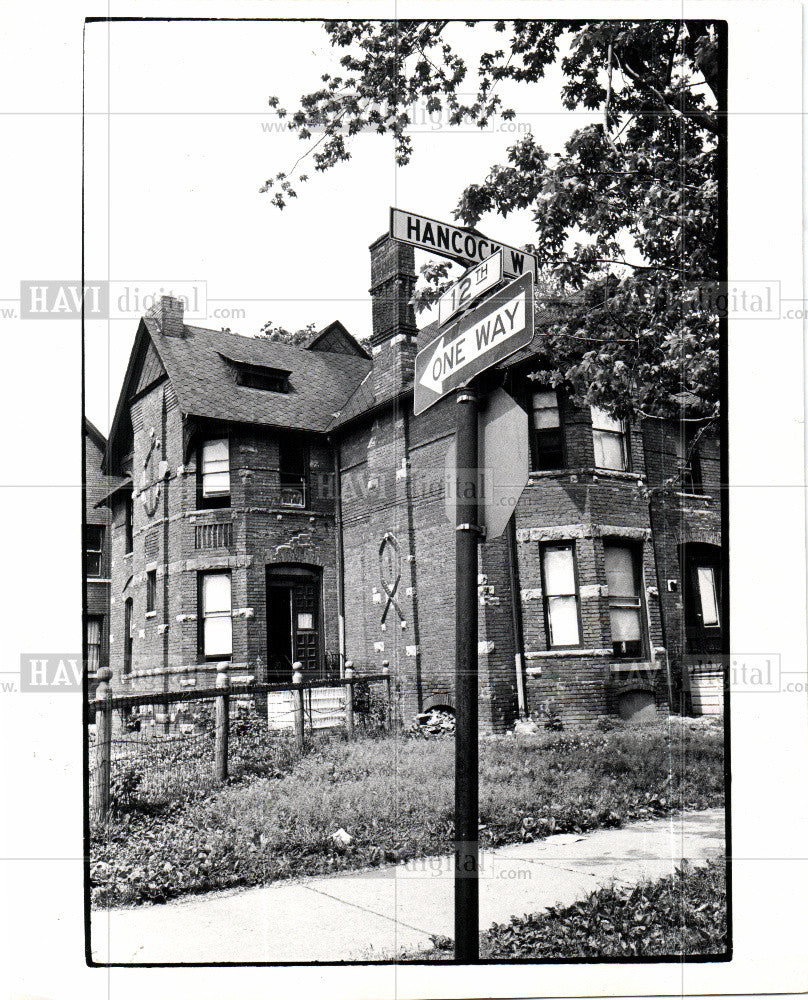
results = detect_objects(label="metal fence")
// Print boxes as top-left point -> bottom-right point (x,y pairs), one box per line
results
88,662 -> 392,820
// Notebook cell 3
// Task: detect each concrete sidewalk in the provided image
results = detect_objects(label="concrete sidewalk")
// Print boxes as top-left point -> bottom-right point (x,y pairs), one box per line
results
91,808 -> 725,963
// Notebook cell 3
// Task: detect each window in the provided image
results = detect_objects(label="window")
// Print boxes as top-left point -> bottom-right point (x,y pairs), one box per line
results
604,543 -> 644,658
675,426 -> 703,493
123,598 -> 133,675
529,391 -> 565,470
199,572 -> 232,660
146,570 -> 157,613
86,616 -> 102,674
540,543 -> 581,647
233,361 -> 291,393
199,438 -> 230,508
696,566 -> 720,625
278,434 -> 307,508
682,544 -> 722,653
591,406 -> 628,471
85,525 -> 104,577
124,494 -> 133,554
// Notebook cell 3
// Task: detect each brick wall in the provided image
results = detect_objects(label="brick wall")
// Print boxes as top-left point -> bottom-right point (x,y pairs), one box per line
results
338,390 -> 677,730
108,370 -> 339,691
643,419 -> 723,709
85,425 -> 111,671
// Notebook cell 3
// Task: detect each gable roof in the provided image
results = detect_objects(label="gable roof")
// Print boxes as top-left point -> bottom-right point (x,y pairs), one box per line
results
150,320 -> 371,432
307,320 -> 370,359
84,416 -> 107,451
106,318 -> 373,470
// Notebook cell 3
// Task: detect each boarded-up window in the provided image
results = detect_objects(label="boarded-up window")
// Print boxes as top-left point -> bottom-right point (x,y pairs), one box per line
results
200,572 -> 232,659
541,544 -> 580,647
604,543 -> 643,657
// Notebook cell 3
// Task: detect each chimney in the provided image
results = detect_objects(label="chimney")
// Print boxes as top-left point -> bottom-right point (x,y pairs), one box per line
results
156,295 -> 185,337
368,234 -> 417,398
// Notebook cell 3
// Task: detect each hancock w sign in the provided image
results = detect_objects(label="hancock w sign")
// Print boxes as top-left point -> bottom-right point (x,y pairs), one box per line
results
414,273 -> 534,416
391,208 -> 538,280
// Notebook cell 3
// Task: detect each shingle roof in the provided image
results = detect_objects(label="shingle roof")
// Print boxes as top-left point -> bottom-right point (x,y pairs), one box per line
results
145,319 -> 372,433
327,370 -> 376,429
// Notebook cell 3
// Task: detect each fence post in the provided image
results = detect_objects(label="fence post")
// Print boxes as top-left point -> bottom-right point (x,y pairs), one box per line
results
344,662 -> 355,740
382,660 -> 393,732
92,668 -> 113,821
292,662 -> 305,751
215,663 -> 230,782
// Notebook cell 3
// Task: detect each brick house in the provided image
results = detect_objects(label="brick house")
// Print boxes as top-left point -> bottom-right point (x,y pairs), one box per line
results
84,418 -> 112,696
100,235 -> 723,730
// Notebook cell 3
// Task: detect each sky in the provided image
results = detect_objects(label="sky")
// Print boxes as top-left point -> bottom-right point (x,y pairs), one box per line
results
84,19 -> 600,434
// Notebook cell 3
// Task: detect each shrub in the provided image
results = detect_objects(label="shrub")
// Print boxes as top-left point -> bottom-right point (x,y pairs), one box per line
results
352,680 -> 388,733
109,766 -> 142,812
483,860 -> 727,958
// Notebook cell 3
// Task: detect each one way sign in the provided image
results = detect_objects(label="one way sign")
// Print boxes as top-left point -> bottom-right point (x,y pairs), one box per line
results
414,273 -> 534,416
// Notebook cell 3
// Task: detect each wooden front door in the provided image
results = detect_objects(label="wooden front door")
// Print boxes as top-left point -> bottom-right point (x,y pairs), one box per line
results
266,567 -> 321,680
291,581 -> 319,674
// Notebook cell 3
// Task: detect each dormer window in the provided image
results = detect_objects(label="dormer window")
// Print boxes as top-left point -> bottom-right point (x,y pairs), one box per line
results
221,354 -> 291,393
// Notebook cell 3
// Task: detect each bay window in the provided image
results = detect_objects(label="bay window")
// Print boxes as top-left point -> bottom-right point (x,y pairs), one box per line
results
540,543 -> 581,647
604,542 -> 644,658
199,438 -> 230,508
199,572 -> 232,660
591,406 -> 628,471
529,391 -> 565,470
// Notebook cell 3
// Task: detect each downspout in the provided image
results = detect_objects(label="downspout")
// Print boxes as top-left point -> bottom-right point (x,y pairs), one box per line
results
506,514 -> 527,719
161,391 -> 170,732
332,436 -> 346,678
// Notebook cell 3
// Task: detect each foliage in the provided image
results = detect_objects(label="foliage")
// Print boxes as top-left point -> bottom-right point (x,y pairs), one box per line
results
352,679 -> 389,733
483,859 -> 726,957
264,20 -> 723,424
109,766 -> 143,813
419,860 -> 727,959
256,320 -> 318,345
536,699 -> 563,731
90,723 -> 723,908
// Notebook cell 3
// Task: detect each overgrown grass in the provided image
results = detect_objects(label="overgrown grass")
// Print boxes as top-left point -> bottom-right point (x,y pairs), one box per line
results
403,860 -> 727,960
91,722 -> 724,908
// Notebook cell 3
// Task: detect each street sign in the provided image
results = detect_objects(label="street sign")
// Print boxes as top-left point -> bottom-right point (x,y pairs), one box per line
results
414,272 -> 534,416
437,251 -> 504,328
444,389 -> 529,539
390,207 -> 539,280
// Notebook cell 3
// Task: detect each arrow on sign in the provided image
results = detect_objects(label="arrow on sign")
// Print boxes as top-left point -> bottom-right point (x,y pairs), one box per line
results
414,273 -> 534,416
420,292 -> 525,393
